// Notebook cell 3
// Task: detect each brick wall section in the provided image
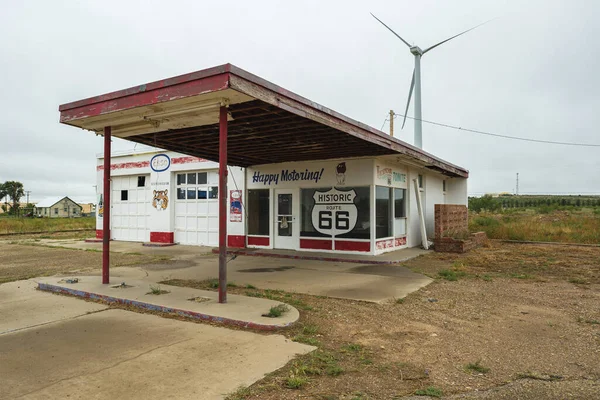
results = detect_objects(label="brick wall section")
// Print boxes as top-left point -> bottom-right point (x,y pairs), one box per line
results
434,232 -> 488,253
434,204 -> 469,240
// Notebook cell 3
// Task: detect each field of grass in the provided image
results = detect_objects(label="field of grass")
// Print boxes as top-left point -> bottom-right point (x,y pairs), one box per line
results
0,216 -> 95,234
469,208 -> 600,244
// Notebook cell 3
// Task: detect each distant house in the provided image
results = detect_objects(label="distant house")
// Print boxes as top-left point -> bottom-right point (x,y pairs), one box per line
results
78,202 -> 96,217
36,197 -> 82,218
0,201 -> 35,214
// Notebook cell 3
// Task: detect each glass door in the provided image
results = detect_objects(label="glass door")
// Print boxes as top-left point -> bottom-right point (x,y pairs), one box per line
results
274,189 -> 298,249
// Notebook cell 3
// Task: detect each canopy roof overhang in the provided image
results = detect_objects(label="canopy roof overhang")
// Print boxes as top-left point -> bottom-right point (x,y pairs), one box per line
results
59,64 -> 468,178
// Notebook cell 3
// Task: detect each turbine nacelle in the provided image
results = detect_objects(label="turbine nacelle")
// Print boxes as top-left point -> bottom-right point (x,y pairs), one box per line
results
409,46 -> 423,56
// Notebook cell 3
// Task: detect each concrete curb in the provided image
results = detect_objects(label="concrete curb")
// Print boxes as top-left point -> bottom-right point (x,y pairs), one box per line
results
212,248 -> 414,265
38,283 -> 296,331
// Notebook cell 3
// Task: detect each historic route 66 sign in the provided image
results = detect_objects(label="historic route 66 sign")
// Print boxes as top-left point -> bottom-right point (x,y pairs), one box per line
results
311,188 -> 358,236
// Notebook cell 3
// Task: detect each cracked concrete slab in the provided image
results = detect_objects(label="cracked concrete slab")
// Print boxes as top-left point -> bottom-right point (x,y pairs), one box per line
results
0,279 -> 107,335
0,309 -> 314,400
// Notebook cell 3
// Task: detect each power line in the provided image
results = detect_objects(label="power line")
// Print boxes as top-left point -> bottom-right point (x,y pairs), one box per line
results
382,113 -> 600,148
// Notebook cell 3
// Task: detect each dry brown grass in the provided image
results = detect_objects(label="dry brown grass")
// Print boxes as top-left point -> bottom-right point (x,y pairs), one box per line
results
0,216 -> 95,234
469,209 -> 600,244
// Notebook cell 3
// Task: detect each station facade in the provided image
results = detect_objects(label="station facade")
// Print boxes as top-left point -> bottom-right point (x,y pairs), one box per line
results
97,149 -> 467,255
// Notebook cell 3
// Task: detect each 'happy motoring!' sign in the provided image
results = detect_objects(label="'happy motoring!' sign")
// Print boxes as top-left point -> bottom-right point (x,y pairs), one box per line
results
252,168 -> 324,186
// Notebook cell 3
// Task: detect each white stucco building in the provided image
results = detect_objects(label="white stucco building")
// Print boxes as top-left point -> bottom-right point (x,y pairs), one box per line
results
96,149 -> 467,255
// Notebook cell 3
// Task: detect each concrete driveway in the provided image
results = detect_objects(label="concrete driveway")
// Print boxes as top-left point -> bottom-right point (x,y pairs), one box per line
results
37,239 -> 432,303
0,280 -> 313,400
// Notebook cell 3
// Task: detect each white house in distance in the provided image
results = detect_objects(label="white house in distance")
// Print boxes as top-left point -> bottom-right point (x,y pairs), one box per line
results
36,196 -> 82,218
96,149 -> 467,255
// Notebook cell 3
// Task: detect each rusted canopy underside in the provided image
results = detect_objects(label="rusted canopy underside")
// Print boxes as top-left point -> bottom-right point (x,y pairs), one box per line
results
59,64 -> 468,177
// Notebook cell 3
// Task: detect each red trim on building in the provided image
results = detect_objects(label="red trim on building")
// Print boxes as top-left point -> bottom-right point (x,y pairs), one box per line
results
171,156 -> 207,165
247,236 -> 269,246
376,237 -> 407,250
96,229 -> 110,239
150,232 -> 174,244
334,240 -> 370,252
395,237 -> 407,246
97,156 -> 208,171
227,235 -> 246,248
300,238 -> 332,250
60,72 -> 230,122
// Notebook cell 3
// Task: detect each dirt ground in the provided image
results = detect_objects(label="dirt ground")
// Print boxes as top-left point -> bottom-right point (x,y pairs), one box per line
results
1,237 -> 599,399
0,236 -> 171,284
167,242 -> 600,399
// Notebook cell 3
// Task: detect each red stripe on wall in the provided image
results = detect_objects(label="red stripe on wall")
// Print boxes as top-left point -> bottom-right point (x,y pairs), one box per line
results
300,238 -> 332,250
150,232 -> 174,243
248,236 -> 269,246
96,156 -> 208,171
334,240 -> 370,252
227,235 -> 246,248
171,156 -> 207,165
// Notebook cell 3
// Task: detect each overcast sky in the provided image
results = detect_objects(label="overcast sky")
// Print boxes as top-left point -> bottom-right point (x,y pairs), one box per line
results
1,0 -> 598,203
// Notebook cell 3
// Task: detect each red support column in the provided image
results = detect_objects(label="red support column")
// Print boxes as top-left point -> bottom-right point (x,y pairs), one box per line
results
102,126 -> 111,284
218,106 -> 228,303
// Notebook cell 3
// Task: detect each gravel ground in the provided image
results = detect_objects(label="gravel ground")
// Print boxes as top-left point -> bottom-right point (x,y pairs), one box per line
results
0,241 -> 170,284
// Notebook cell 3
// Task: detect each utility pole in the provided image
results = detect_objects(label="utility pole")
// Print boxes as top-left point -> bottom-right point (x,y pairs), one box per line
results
25,191 -> 31,204
389,110 -> 395,137
516,173 -> 519,195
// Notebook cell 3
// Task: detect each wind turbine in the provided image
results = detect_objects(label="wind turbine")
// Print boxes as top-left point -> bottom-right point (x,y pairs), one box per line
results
371,13 -> 491,149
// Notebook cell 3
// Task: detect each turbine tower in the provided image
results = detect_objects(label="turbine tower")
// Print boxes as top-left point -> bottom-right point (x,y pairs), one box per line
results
371,13 -> 491,149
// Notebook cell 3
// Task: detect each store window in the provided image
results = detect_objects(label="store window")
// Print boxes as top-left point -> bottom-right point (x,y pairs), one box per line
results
54,208 -> 58,215
376,186 -> 392,238
418,174 -> 424,189
394,188 -> 407,237
301,187 -> 371,240
443,180 -> 446,193
176,171 -> 217,200
394,188 -> 406,218
248,189 -> 270,236
137,176 -> 146,187
121,190 -> 128,201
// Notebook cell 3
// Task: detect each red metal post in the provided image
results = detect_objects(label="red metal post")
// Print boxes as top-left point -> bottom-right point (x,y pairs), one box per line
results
102,126 -> 111,284
218,106 -> 228,303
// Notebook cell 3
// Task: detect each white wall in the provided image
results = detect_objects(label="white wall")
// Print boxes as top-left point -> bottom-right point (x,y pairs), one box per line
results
445,177 -> 468,206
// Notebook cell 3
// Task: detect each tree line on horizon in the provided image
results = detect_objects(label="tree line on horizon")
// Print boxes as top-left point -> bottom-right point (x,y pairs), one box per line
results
469,194 -> 600,212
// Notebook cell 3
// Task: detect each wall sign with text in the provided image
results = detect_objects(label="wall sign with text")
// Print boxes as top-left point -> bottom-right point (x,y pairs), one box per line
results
311,188 -> 358,236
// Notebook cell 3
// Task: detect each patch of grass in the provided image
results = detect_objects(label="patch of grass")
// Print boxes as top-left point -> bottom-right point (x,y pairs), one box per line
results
577,316 -> 600,325
285,375 -> 307,389
292,335 -> 321,346
482,274 -> 493,281
415,386 -> 443,397
510,273 -> 533,279
263,304 -> 290,318
568,277 -> 589,285
146,284 -> 170,295
302,324 -> 319,335
226,385 -> 252,400
84,248 -> 101,252
342,343 -> 363,353
394,297 -> 405,304
245,284 -> 257,289
325,364 -> 344,376
465,360 -> 490,374
438,269 -> 467,281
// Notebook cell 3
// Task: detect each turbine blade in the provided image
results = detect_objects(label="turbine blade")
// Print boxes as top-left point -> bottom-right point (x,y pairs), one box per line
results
370,13 -> 411,48
422,18 -> 496,54
401,69 -> 416,129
